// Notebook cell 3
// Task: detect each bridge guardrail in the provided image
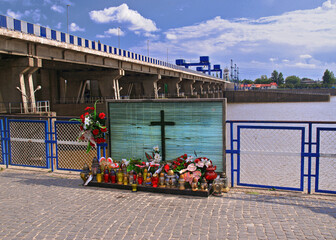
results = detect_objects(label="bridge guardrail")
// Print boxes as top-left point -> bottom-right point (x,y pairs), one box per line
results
0,14 -> 224,80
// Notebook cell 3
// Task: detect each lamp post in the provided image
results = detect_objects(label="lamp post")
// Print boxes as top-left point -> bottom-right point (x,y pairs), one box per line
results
16,85 -> 42,113
118,27 -> 121,49
67,4 -> 70,34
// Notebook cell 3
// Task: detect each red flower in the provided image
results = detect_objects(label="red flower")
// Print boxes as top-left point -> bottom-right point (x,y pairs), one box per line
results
101,127 -> 107,133
195,158 -> 200,163
100,138 -> 106,143
84,112 -> 89,116
85,107 -> 94,111
183,154 -> 187,159
99,113 -> 106,119
164,164 -> 170,173
184,163 -> 188,167
80,126 -> 83,130
172,165 -> 177,169
92,129 -> 99,135
90,142 -> 95,147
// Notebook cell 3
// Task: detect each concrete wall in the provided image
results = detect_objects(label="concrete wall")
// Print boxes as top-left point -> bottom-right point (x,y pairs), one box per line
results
224,91 -> 330,103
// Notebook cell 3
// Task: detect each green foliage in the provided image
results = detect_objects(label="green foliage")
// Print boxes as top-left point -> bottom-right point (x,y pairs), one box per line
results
322,69 -> 336,86
241,79 -> 254,84
255,75 -> 272,84
278,72 -> 284,85
285,75 -> 301,85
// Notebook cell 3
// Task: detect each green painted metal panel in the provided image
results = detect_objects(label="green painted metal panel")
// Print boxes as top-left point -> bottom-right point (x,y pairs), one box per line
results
108,100 -> 225,171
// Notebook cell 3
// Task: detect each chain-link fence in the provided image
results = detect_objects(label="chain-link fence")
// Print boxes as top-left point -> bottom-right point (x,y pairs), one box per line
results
9,120 -> 48,168
227,121 -> 336,194
55,121 -> 97,171
0,115 -> 106,171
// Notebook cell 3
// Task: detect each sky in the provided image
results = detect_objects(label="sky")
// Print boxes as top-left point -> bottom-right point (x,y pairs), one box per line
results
1,0 -> 336,81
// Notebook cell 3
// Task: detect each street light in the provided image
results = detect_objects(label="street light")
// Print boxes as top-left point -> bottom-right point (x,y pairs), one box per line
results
67,4 -> 70,34
118,27 -> 121,49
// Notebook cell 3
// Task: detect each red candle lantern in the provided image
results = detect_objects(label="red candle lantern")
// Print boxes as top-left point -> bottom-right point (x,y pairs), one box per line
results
104,166 -> 110,183
137,172 -> 143,185
205,166 -> 217,181
152,173 -> 159,188
110,169 -> 116,183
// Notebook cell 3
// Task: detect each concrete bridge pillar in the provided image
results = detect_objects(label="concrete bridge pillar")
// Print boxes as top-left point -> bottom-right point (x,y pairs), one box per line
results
0,57 -> 41,113
180,79 -> 195,97
61,69 -> 125,102
202,82 -> 211,98
193,81 -> 204,98
159,77 -> 182,98
142,74 -> 161,99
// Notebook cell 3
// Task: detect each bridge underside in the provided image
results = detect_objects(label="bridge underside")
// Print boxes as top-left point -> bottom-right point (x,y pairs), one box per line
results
0,33 -> 231,116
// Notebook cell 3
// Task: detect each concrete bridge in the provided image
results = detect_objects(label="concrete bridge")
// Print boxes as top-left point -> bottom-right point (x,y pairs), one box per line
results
0,15 -> 230,115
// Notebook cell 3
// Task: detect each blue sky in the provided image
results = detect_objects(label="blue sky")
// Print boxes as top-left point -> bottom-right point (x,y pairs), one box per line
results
1,0 -> 335,80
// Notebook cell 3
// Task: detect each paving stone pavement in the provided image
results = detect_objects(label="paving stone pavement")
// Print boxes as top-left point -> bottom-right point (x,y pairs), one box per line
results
0,168 -> 335,240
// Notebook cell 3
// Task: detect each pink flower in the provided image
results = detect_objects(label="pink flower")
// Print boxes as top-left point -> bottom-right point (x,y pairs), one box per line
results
187,163 -> 196,172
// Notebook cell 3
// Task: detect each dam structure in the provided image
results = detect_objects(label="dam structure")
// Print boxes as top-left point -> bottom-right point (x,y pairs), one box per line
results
0,15 -> 230,115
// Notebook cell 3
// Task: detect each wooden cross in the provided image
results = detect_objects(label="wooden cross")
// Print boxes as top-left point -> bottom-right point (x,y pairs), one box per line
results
150,110 -> 175,161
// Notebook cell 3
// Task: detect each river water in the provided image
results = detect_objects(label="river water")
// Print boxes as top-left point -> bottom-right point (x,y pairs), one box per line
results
227,96 -> 336,121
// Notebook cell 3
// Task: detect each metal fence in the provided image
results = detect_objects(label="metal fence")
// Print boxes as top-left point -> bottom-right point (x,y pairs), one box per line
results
0,116 -> 335,194
227,121 -> 336,194
0,115 -> 107,172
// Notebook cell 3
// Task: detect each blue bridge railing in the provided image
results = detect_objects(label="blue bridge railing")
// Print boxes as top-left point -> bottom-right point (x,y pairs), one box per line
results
0,14 -> 220,79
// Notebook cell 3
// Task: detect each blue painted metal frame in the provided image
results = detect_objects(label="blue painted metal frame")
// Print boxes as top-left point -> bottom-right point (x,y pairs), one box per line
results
315,127 -> 336,194
54,120 -> 107,171
54,120 -> 79,171
236,125 -> 305,191
7,119 -> 49,169
0,118 -> 4,165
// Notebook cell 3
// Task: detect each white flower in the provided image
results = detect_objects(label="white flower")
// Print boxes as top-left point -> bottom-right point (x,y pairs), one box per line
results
205,161 -> 212,168
83,116 -> 91,130
186,156 -> 194,163
154,153 -> 161,162
153,145 -> 160,152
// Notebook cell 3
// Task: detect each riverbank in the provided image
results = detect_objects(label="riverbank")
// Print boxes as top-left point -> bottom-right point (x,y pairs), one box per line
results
224,90 -> 330,103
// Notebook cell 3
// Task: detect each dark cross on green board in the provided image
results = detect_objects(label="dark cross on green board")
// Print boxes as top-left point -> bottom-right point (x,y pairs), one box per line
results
150,110 -> 175,161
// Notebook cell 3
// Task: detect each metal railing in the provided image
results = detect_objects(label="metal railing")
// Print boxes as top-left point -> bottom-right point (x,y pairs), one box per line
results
0,14 -> 224,80
227,120 -> 336,194
0,115 -> 335,194
0,115 -> 107,171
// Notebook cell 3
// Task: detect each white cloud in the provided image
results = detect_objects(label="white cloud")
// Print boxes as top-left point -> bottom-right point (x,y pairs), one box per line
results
89,3 -> 158,33
6,9 -> 22,19
70,22 -> 85,32
95,28 -> 124,38
51,5 -> 65,13
162,1 -> 336,55
55,22 -> 62,29
6,9 -> 41,22
300,54 -> 312,59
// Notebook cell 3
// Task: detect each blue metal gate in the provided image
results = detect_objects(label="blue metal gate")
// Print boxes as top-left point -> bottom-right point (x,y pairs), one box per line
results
227,121 -> 336,194
316,128 -> 336,194
7,119 -> 50,169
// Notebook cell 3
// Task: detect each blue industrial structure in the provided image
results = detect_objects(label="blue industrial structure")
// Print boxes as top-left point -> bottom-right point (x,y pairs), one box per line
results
196,64 -> 223,79
176,56 -> 212,75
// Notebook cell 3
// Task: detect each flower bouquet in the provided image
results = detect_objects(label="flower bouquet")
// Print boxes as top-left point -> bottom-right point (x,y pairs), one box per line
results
71,100 -> 107,152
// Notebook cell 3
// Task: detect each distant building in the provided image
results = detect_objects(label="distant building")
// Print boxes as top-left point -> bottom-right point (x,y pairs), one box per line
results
239,82 -> 278,90
301,78 -> 316,85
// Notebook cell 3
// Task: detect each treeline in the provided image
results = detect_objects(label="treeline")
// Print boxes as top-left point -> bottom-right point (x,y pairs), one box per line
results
240,69 -> 336,89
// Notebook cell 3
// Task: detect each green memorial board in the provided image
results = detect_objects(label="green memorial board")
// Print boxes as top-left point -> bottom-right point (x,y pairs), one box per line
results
107,99 -> 226,172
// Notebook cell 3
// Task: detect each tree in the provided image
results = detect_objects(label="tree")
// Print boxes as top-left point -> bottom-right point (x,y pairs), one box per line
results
271,70 -> 279,83
278,72 -> 284,85
322,69 -> 336,86
285,75 -> 301,85
241,79 -> 254,84
255,75 -> 271,84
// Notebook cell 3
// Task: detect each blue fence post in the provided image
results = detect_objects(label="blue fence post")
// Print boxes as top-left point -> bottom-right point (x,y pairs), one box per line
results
307,123 -> 312,194
230,121 -> 235,187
